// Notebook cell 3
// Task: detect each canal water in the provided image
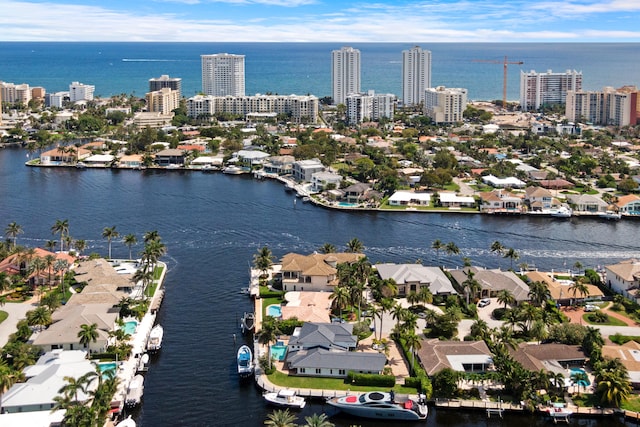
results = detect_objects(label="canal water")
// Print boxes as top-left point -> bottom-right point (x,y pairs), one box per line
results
0,147 -> 637,426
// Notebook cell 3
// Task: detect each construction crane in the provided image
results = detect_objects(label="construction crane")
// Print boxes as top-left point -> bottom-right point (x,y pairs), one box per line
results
472,56 -> 523,109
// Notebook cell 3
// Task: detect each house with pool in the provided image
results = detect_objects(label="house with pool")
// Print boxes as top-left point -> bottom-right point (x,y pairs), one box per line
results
278,252 -> 364,292
284,322 -> 386,378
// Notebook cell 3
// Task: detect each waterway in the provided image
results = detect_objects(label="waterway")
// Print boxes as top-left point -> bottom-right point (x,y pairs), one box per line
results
0,147 -> 637,426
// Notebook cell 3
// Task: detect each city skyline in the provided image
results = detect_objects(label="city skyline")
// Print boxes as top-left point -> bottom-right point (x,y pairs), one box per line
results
1,0 -> 640,42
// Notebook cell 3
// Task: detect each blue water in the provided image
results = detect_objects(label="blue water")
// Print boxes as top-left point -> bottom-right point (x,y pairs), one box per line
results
266,304 -> 282,318
270,345 -> 287,361
122,321 -> 137,335
0,42 -> 638,101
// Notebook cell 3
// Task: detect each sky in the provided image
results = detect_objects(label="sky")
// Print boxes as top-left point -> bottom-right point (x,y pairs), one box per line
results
1,0 -> 640,42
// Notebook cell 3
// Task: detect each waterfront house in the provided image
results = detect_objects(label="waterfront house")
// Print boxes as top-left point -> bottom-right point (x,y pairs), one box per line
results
509,343 -> 587,372
262,155 -> 295,175
83,153 -> 115,167
235,149 -> 270,167
525,271 -> 603,304
278,252 -> 363,292
387,190 -> 431,207
39,146 -> 91,165
616,194 -> 640,215
416,339 -> 492,376
374,263 -> 457,296
0,248 -> 75,287
30,303 -> 118,353
0,350 -> 96,414
448,267 -> 530,302
287,322 -> 357,353
524,186 -> 560,211
118,154 -> 143,169
342,183 -> 372,204
292,158 -> 324,182
154,148 -> 186,167
69,258 -> 135,305
539,178 -> 575,190
438,192 -> 476,208
286,348 -> 386,378
604,259 -> 640,299
566,193 -> 609,213
478,190 -> 523,214
311,171 -> 342,192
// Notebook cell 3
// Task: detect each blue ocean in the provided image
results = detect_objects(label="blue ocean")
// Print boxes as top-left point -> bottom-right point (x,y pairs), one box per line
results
1,42 -> 639,102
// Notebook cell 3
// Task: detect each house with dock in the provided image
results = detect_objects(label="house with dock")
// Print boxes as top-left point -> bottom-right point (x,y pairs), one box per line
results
374,263 -> 457,296
278,252 -> 363,292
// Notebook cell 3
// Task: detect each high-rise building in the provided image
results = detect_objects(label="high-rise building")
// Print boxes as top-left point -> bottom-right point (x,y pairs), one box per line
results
1,82 -> 32,104
402,46 -> 432,106
424,86 -> 468,124
346,91 -> 396,125
146,87 -> 180,115
519,69 -> 582,111
331,46 -> 361,105
201,54 -> 245,97
149,75 -> 182,98
566,86 -> 639,126
69,81 -> 95,102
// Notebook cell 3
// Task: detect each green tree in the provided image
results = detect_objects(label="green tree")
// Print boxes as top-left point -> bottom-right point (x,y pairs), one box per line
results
51,219 -> 69,252
254,246 -> 274,277
102,226 -> 119,259
26,306 -> 52,331
496,289 -> 515,309
345,237 -> 364,253
256,317 -> 281,370
5,222 -> 23,248
503,247 -> 519,270
431,239 -> 444,265
318,243 -> 336,254
77,323 -> 99,352
432,367 -> 460,398
303,413 -> 334,427
329,284 -> 350,319
595,362 -> 632,408
264,408 -> 298,427
122,234 -> 137,260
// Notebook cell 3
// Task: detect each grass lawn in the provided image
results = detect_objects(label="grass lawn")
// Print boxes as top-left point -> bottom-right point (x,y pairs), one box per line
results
267,370 -> 418,394
145,281 -> 158,298
0,310 -> 8,324
621,395 -> 640,412
262,296 -> 284,318
582,313 -> 627,327
571,394 -> 599,407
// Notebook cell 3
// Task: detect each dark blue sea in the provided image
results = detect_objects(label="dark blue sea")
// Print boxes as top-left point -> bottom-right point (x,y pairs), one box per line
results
0,147 -> 638,426
1,42 -> 639,101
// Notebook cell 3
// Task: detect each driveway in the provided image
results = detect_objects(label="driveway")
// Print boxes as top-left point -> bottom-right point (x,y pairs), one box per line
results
0,299 -> 37,347
459,298 -> 505,339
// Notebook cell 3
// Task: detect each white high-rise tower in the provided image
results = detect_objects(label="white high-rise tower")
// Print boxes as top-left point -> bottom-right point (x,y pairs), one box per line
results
332,46 -> 361,105
402,46 -> 432,106
201,54 -> 245,97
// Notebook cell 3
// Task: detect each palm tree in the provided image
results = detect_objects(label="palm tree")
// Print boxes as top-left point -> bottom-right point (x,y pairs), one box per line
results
469,319 -> 489,340
318,243 -> 336,254
102,226 -> 119,259
496,289 -> 515,309
122,234 -> 137,260
303,413 -> 334,427
503,247 -> 519,270
569,279 -> 590,305
131,268 -> 154,299
528,281 -> 551,307
27,306 -> 52,331
45,239 -> 57,252
51,219 -> 69,252
418,286 -> 433,305
264,408 -> 298,427
329,284 -> 349,319
345,237 -> 364,253
490,240 -> 504,256
406,291 -> 421,307
74,239 -> 87,256
143,230 -> 161,244
54,259 -> 69,294
257,317 -> 281,370
403,331 -> 422,376
78,323 -> 99,353
445,241 -> 460,258
596,366 -> 632,408
43,254 -> 56,288
378,297 -> 395,341
431,239 -> 444,265
462,269 -> 481,305
254,246 -> 274,277
5,222 -> 23,248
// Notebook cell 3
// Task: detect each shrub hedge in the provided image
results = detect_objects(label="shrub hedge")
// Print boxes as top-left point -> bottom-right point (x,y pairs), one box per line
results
347,371 -> 396,387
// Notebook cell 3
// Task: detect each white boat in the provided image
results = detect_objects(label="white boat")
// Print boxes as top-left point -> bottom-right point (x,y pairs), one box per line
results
147,324 -> 164,352
263,389 -> 306,409
116,415 -> 136,427
201,164 -> 216,173
598,210 -> 621,220
137,353 -> 149,373
76,162 -> 87,169
284,181 -> 295,192
223,165 -> 244,175
125,374 -> 145,408
543,402 -> 573,420
551,206 -> 572,218
240,312 -> 255,334
237,344 -> 254,378
327,391 -> 428,421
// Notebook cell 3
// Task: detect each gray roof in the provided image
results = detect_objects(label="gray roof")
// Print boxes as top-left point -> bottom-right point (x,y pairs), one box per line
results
448,267 -> 530,301
287,348 -> 386,372
566,193 -> 609,208
375,263 -> 457,295
288,323 -> 356,350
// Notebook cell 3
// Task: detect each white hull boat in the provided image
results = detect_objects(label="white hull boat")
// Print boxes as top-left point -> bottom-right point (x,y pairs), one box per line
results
116,415 -> 136,427
223,165 -> 244,175
543,402 -> 573,420
137,353 -> 149,373
147,324 -> 164,352
263,389 -> 306,409
598,211 -> 621,220
327,391 -> 427,421
550,206 -> 572,218
240,312 -> 255,334
237,345 -> 254,378
125,375 -> 145,408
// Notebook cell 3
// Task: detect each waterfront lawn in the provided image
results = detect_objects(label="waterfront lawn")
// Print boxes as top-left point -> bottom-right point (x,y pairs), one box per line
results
571,394 -> 598,408
262,296 -> 284,318
621,395 -> 640,412
0,311 -> 8,324
267,370 -> 417,394
145,281 -> 158,298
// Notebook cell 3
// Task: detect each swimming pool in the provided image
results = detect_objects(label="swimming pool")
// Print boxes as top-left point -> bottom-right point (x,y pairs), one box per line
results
570,368 -> 591,386
98,362 -> 117,378
338,202 -> 358,207
121,320 -> 138,335
266,304 -> 282,318
270,345 -> 287,361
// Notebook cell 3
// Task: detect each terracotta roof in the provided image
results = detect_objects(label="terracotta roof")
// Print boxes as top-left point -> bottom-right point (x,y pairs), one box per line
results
525,271 -> 603,300
616,194 -> 640,208
280,252 -> 363,277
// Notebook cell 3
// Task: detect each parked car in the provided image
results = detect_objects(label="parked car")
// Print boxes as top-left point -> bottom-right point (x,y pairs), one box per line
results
478,298 -> 491,308
584,304 -> 599,312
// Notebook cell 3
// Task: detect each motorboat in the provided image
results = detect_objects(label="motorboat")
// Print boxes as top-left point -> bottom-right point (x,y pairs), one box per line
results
543,402 -> 573,421
76,162 -> 87,169
201,164 -> 216,173
125,375 -> 145,408
147,324 -> 164,352
136,353 -> 149,373
263,389 -> 306,409
240,312 -> 255,334
598,210 -> 621,220
327,391 -> 427,421
550,206 -> 572,218
116,415 -> 136,427
223,165 -> 244,175
237,345 -> 254,378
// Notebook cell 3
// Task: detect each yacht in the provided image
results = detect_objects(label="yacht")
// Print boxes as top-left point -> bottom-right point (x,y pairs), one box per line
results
327,391 -> 427,421
263,389 -> 306,409
598,210 -> 621,220
550,206 -> 572,218
125,375 -> 145,408
223,165 -> 244,175
237,345 -> 254,378
147,324 -> 164,352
